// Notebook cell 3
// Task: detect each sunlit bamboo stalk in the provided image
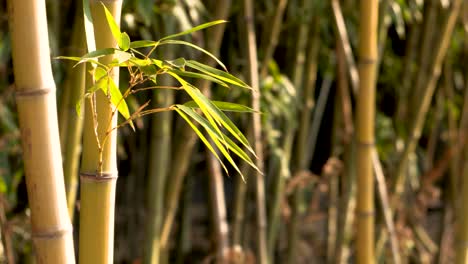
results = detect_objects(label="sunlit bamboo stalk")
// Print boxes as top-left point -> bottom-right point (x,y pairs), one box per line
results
355,0 -> 378,262
7,0 -> 76,262
79,1 -> 122,263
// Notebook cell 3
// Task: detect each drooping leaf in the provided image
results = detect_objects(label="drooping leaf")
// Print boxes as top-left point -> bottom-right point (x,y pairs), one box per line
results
184,100 -> 255,113
112,50 -> 132,64
101,3 -> 121,44
176,105 -> 247,179
159,20 -> 227,41
174,107 -> 229,174
171,69 -> 229,88
159,39 -> 227,71
176,105 -> 257,177
185,60 -> 250,89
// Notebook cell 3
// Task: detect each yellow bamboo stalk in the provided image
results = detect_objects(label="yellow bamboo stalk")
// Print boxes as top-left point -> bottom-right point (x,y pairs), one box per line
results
79,1 -> 122,263
356,0 -> 378,263
7,0 -> 76,262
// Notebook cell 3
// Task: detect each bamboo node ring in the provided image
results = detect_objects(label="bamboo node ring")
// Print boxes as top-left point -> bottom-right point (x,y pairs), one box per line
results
357,140 -> 375,147
15,87 -> 53,98
32,226 -> 72,240
358,57 -> 377,65
80,171 -> 118,182
356,210 -> 375,218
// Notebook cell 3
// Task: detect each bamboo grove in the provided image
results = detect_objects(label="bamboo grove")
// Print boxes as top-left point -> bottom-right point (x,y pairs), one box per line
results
0,0 -> 467,263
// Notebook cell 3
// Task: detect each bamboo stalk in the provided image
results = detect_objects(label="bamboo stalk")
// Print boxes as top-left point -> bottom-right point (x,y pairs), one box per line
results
7,0 -> 76,262
331,0 -> 360,95
243,1 -> 268,263
160,0 -> 232,249
59,7 -> 86,220
259,0 -> 288,78
144,13 -> 176,264
79,1 -> 122,263
393,0 -> 462,208
356,0 -> 379,262
206,149 -> 229,263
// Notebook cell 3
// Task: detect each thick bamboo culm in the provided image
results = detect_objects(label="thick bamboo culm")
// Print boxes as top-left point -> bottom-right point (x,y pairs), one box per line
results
356,0 -> 378,263
7,0 -> 76,262
79,1 -> 122,263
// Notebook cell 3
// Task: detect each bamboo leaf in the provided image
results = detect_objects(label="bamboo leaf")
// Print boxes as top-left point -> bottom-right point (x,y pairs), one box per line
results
174,107 -> 229,174
82,48 -> 116,60
184,100 -> 255,113
101,3 -> 121,44
185,60 -> 250,89
171,69 -> 229,87
176,105 -> 258,175
104,78 -> 134,131
160,20 -> 227,41
189,88 -> 255,156
112,50 -> 132,64
130,40 -> 158,49
159,40 -> 227,71
119,32 -> 131,51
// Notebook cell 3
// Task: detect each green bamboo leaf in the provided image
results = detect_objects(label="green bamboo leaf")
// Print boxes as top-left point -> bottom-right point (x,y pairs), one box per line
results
159,20 -> 227,41
184,101 -> 255,113
105,78 -> 134,131
165,58 -> 186,69
176,105 -> 245,178
82,48 -> 116,60
101,3 -> 121,44
159,40 -> 227,71
176,105 -> 258,173
189,88 -> 255,156
174,107 -> 229,174
185,60 -> 250,89
119,32 -> 131,51
55,56 -> 82,62
169,73 -> 225,139
171,69 -> 229,88
129,40 -> 158,49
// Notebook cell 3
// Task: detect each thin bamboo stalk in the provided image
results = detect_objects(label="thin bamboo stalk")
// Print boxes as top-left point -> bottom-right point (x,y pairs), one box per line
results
79,1 -> 122,263
356,0 -> 379,262
232,162 -> 251,248
160,0 -> 232,249
243,1 -> 268,263
331,0 -> 360,95
206,149 -> 229,263
259,0 -> 288,78
393,0 -> 462,207
7,0 -> 76,262
59,7 -> 86,220
144,14 -> 176,264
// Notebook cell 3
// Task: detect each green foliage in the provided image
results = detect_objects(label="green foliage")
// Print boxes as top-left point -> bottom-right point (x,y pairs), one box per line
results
58,4 -> 257,179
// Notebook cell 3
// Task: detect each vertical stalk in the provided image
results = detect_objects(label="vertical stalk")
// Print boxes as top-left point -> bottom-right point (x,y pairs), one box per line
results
59,7 -> 86,219
79,1 -> 122,263
7,0 -> 76,262
259,0 -> 288,78
356,0 -> 378,263
243,1 -> 268,263
160,0 -> 232,249
206,150 -> 229,263
144,13 -> 176,264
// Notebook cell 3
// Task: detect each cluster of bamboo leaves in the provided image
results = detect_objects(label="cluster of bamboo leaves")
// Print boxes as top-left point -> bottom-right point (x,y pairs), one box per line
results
59,4 -> 259,179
